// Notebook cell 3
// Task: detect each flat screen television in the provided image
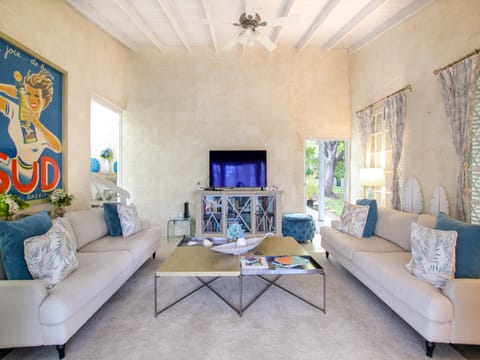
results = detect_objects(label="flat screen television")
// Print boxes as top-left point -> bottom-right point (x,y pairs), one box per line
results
209,150 -> 267,188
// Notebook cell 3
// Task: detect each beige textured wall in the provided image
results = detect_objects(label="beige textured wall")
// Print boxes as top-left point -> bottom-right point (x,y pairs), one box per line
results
0,0 -> 132,210
124,48 -> 350,228
350,0 -> 480,213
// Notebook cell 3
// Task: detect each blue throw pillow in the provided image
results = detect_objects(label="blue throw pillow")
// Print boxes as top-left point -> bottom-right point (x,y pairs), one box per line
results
103,203 -> 122,237
355,199 -> 377,237
434,212 -> 480,278
0,211 -> 52,280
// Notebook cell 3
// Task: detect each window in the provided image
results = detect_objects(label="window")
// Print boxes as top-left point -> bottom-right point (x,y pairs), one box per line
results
368,106 -> 393,207
470,76 -> 480,224
90,98 -> 121,184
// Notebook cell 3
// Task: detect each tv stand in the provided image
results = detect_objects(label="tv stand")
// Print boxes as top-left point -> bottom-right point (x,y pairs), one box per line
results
196,190 -> 281,237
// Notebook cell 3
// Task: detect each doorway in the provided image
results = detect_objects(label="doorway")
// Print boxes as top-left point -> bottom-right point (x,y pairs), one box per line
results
305,139 -> 349,229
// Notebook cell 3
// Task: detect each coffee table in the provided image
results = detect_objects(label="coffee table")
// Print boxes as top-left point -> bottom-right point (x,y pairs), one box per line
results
154,236 -> 325,317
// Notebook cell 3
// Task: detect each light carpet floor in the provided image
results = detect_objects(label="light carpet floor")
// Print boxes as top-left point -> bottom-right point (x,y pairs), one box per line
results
4,242 -> 475,360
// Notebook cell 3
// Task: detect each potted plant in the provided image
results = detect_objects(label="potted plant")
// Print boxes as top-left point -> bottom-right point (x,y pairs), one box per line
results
0,193 -> 29,220
100,147 -> 114,172
48,189 -> 74,217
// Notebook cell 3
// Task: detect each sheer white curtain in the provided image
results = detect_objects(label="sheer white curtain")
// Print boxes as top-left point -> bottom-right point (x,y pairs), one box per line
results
357,106 -> 373,167
435,53 -> 480,221
385,93 -> 406,210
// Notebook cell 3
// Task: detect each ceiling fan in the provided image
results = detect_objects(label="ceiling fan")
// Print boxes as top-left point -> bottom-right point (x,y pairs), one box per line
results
204,0 -> 291,52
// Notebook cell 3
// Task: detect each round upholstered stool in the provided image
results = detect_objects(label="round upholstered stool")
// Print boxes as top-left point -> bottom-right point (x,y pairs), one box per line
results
281,213 -> 316,243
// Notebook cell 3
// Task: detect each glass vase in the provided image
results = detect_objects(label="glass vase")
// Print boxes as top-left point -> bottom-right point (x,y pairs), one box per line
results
54,206 -> 65,218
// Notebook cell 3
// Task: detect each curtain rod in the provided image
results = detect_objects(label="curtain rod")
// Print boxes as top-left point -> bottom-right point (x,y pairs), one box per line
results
356,84 -> 412,114
433,48 -> 480,75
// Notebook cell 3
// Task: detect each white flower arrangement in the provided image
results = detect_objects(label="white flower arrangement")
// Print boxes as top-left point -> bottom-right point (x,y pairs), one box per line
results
48,189 -> 74,208
0,193 -> 29,218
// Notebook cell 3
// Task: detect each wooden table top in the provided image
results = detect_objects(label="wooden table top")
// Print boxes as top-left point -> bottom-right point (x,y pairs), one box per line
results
156,236 -> 306,277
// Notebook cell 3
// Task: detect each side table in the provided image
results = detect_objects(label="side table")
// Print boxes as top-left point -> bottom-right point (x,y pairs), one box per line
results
167,217 -> 195,241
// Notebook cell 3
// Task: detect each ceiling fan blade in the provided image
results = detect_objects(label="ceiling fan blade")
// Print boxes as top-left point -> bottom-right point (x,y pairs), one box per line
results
245,0 -> 256,18
254,31 -> 277,52
223,34 -> 240,51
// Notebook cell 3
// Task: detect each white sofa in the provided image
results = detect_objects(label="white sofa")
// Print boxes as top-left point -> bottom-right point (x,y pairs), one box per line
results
320,207 -> 480,357
0,208 -> 161,359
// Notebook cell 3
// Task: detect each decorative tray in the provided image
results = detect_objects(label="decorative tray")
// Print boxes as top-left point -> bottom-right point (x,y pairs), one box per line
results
210,237 -> 265,255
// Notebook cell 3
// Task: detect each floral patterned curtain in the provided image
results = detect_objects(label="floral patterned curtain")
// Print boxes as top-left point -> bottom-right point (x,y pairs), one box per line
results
435,53 -> 480,222
385,92 -> 406,210
357,106 -> 373,167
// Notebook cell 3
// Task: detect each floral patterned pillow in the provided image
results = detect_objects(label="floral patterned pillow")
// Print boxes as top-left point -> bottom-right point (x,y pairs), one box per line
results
333,202 -> 369,238
405,222 -> 457,289
24,219 -> 79,288
117,204 -> 142,238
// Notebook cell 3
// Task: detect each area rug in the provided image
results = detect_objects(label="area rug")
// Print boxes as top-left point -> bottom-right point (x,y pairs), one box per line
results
4,251 -> 468,360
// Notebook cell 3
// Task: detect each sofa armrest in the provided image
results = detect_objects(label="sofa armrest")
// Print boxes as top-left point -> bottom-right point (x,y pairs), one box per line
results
443,278 -> 480,344
0,280 -> 48,347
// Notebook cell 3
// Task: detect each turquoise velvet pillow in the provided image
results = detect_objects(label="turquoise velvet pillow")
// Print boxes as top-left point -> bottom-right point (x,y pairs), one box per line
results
0,211 -> 52,280
355,199 -> 377,237
103,203 -> 122,237
434,212 -> 480,278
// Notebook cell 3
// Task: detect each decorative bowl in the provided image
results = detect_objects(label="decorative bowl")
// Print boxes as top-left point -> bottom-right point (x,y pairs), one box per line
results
210,233 -> 274,255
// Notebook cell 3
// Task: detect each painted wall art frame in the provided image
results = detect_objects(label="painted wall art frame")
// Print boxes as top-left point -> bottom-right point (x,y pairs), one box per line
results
0,32 -> 67,202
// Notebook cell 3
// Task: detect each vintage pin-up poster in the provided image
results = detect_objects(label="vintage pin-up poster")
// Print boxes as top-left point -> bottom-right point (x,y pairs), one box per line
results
0,33 -> 66,202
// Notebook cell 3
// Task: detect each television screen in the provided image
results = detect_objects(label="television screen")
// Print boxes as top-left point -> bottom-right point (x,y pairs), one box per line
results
209,150 -> 267,188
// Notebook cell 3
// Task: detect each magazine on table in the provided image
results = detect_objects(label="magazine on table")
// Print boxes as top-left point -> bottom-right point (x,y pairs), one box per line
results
240,255 -> 269,269
272,256 -> 310,268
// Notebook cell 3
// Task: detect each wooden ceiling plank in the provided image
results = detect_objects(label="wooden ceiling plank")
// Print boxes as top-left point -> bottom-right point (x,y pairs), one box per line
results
271,0 -> 296,45
349,0 -> 433,53
113,0 -> 165,52
156,0 -> 191,53
66,0 -> 138,51
320,0 -> 386,54
246,0 -> 256,18
295,0 -> 340,53
202,0 -> 219,53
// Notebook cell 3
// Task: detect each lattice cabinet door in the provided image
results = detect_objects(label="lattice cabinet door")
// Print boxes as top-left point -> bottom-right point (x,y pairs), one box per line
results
201,195 -> 223,234
226,195 -> 252,233
255,195 -> 276,233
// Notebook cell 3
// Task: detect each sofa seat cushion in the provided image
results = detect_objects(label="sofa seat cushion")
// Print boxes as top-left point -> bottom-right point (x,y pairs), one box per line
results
374,208 -> 419,251
65,209 -> 108,250
320,226 -> 404,261
79,227 -> 161,264
39,251 -> 132,325
352,252 -> 454,323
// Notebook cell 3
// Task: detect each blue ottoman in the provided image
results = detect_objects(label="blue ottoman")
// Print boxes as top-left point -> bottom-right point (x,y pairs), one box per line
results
282,213 -> 316,242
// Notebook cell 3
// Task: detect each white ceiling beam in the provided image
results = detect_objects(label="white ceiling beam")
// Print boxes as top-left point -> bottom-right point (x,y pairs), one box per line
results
349,0 -> 433,54
271,0 -> 296,45
295,0 -> 340,53
201,0 -> 219,53
156,0 -> 191,53
321,0 -> 386,54
66,0 -> 137,51
113,0 -> 165,52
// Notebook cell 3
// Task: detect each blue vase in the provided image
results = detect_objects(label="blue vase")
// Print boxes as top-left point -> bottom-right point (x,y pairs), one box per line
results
90,158 -> 100,172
